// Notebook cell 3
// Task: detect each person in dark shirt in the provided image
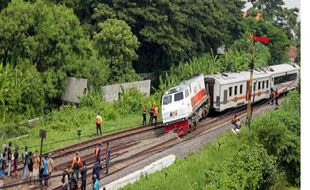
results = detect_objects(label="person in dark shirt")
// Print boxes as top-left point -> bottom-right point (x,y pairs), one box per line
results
7,142 -> 12,177
12,146 -> 19,178
28,152 -> 33,182
142,105 -> 147,126
80,161 -> 87,190
92,159 -> 101,180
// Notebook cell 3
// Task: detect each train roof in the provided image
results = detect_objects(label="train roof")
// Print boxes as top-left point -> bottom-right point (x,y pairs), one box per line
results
164,74 -> 204,95
205,63 -> 299,85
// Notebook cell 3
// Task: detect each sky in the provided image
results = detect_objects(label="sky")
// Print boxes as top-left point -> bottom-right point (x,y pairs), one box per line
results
243,0 -> 300,10
243,0 -> 300,20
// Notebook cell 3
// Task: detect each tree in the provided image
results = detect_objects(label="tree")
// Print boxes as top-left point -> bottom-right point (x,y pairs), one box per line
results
240,18 -> 290,65
94,19 -> 140,83
0,62 -> 45,122
0,0 -> 102,104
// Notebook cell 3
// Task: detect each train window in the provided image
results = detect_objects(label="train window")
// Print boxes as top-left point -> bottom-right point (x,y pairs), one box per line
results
234,86 -> 237,95
229,87 -> 232,96
274,73 -> 297,85
240,85 -> 243,94
253,82 -> 256,91
258,81 -> 261,90
262,81 -> 265,89
185,89 -> 189,97
174,92 -> 184,102
266,80 -> 269,88
163,95 -> 172,105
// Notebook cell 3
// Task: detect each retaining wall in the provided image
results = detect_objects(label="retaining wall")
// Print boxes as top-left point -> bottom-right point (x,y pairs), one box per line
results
102,80 -> 151,102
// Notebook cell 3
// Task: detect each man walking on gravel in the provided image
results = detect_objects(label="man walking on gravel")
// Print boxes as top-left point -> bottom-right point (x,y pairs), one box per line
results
96,113 -> 103,136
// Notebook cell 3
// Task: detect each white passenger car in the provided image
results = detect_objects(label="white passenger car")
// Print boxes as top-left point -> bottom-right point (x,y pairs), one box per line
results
205,63 -> 299,112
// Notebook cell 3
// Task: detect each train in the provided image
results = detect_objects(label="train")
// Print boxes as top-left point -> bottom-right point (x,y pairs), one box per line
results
161,63 -> 300,136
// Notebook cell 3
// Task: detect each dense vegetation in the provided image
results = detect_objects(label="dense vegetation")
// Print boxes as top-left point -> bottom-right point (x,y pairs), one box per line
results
0,0 -> 299,123
122,91 -> 300,189
0,0 -> 301,188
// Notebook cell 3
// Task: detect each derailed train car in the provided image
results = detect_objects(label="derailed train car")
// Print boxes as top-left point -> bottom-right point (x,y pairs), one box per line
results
161,63 -> 299,136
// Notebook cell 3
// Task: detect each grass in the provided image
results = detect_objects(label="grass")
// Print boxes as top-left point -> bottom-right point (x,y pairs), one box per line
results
0,106 -> 148,153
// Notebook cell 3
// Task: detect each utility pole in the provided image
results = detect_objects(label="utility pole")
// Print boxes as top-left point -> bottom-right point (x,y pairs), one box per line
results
246,34 -> 256,128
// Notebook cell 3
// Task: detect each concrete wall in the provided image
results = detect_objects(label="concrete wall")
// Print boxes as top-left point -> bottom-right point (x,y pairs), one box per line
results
103,155 -> 176,190
102,80 -> 151,102
61,77 -> 88,103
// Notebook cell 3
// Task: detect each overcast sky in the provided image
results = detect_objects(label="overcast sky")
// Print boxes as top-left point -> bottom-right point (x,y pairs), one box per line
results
243,0 -> 300,20
243,0 -> 300,10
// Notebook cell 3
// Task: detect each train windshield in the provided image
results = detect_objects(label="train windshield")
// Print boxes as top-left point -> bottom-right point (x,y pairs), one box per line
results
174,92 -> 184,102
163,95 -> 172,105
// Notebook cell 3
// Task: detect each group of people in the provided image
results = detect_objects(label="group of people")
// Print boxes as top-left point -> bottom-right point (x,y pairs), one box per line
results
0,142 -> 17,178
230,87 -> 280,134
0,143 -> 54,188
142,105 -> 159,127
62,142 -> 111,190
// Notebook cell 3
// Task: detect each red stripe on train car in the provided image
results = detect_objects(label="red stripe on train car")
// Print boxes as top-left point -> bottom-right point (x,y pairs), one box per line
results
191,89 -> 206,108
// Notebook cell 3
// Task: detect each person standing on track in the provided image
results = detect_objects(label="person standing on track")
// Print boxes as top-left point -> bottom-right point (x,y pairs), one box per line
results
149,106 -> 154,125
93,174 -> 100,190
92,159 -> 101,180
69,170 -> 78,190
21,146 -> 29,180
6,142 -> 12,177
61,164 -> 70,190
80,161 -> 87,190
275,89 -> 279,108
28,152 -> 34,182
48,153 -> 54,186
72,153 -> 82,180
32,150 -> 40,183
96,112 -> 103,136
153,105 -> 159,127
142,105 -> 147,126
105,142 -> 111,175
42,155 -> 49,187
95,143 -> 102,163
0,152 -> 5,179
270,88 -> 275,105
12,146 -> 18,178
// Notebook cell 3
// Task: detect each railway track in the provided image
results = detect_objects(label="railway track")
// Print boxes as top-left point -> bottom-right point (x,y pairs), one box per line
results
1,123 -> 164,189
1,98 -> 276,189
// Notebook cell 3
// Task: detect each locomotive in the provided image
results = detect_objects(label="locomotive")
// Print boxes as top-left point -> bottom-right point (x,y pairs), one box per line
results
161,63 -> 300,136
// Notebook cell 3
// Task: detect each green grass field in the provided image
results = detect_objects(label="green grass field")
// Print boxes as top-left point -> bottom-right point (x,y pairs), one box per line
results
0,106 -> 147,153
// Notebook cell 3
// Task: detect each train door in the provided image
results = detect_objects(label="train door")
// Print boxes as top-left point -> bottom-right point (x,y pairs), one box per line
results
223,89 -> 228,104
